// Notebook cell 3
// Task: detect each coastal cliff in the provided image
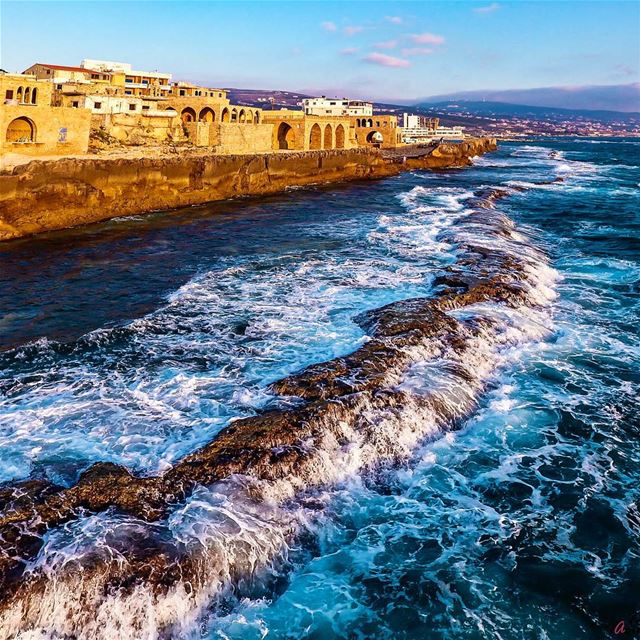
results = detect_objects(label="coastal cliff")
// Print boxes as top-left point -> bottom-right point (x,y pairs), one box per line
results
0,138 -> 496,241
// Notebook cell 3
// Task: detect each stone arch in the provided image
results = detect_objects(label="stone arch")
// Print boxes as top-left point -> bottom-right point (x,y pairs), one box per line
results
6,116 -> 36,143
181,107 -> 197,123
254,111 -> 260,124
367,118 -> 373,128
356,118 -> 361,127
366,130 -> 383,145
24,88 -> 31,104
323,124 -> 333,149
231,109 -> 238,122
309,123 -> 322,150
221,107 -> 230,122
239,109 -> 246,123
276,122 -> 295,150
31,88 -> 37,104
246,110 -> 254,123
16,87 -> 23,103
335,124 -> 345,149
199,107 -> 215,122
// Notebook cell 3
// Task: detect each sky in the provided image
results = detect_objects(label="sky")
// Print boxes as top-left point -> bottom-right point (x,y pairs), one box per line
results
1,0 -> 639,104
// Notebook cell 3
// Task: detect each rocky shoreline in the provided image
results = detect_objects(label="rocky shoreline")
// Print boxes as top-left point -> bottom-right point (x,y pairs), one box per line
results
0,177 -> 559,638
0,138 -> 496,241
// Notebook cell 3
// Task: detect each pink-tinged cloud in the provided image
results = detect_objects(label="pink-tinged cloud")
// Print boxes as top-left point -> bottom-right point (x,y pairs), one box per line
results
385,16 -> 403,24
344,25 -> 364,36
401,47 -> 434,57
410,32 -> 445,45
374,40 -> 398,50
473,3 -> 500,13
321,21 -> 337,32
363,52 -> 411,68
340,47 -> 359,56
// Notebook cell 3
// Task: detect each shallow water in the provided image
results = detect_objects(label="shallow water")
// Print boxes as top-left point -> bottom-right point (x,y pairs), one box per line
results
0,139 -> 638,639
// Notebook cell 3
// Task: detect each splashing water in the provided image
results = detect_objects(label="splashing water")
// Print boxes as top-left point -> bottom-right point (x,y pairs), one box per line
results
0,139 -> 638,639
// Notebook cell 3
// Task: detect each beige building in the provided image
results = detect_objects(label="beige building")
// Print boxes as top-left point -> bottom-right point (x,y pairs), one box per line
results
1,73 -> 91,159
262,109 -> 355,151
352,115 -> 401,148
23,63 -> 94,84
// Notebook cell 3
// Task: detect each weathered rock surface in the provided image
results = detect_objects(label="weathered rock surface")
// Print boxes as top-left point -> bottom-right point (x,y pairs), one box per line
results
0,139 -> 497,241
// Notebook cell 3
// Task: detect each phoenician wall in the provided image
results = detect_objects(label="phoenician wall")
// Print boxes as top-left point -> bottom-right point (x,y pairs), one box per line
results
0,138 -> 496,241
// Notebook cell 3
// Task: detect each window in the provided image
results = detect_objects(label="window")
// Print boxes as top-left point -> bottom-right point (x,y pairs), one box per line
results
179,90 -> 185,96
125,78 -> 133,83
142,105 -> 150,110
92,74 -> 99,79
46,69 -> 51,75
125,90 -> 132,95
94,101 -> 102,109
72,101 -> 79,108
5,90 -> 13,100
129,104 -> 136,111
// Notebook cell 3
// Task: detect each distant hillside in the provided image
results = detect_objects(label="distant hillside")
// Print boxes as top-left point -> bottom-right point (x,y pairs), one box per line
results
415,83 -> 640,113
221,88 -> 639,136
225,88 -> 310,110
414,100 -> 640,124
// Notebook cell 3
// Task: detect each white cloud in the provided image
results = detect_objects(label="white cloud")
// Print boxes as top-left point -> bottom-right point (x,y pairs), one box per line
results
409,32 -> 445,45
363,52 -> 410,68
385,16 -> 403,24
321,21 -> 337,32
374,40 -> 398,50
344,25 -> 364,36
473,3 -> 500,14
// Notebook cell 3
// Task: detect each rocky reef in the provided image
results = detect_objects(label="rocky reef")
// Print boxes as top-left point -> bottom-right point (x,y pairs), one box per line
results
0,139 -> 496,241
0,176 -> 560,638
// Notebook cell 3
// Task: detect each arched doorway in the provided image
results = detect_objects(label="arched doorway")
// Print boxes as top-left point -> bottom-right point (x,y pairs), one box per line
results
6,117 -> 35,143
31,88 -> 37,105
255,112 -> 260,124
367,118 -> 373,127
231,109 -> 238,122
335,124 -> 345,149
199,107 -> 215,122
309,123 -> 321,150
16,87 -> 23,103
276,122 -> 295,149
239,109 -> 246,123
181,107 -> 197,123
323,124 -> 333,149
366,130 -> 384,147
221,108 -> 230,122
246,110 -> 254,123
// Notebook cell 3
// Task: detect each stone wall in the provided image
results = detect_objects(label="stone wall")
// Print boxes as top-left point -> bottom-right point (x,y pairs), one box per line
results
215,122 -> 274,154
0,138 -> 497,241
0,104 -> 91,160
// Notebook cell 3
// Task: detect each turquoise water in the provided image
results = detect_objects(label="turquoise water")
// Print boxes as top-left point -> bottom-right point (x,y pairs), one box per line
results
0,139 -> 638,638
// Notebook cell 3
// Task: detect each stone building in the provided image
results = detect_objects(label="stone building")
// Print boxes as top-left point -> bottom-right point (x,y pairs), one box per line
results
351,114 -> 401,148
261,109 -> 355,151
1,73 -> 91,159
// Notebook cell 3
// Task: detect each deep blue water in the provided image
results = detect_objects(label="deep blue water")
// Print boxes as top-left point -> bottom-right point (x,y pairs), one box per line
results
0,139 -> 638,639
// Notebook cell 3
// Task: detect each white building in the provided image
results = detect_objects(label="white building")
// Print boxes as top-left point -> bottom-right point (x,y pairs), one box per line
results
400,124 -> 465,144
80,60 -> 172,92
302,97 -> 373,117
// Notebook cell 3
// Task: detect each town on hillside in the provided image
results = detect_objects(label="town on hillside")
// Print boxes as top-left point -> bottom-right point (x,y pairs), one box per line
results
0,59 -> 464,164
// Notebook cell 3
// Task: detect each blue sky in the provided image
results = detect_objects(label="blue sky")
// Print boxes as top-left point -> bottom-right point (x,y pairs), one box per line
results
1,1 -> 638,102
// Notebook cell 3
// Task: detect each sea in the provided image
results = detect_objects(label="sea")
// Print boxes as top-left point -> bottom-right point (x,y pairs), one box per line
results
0,138 -> 638,639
